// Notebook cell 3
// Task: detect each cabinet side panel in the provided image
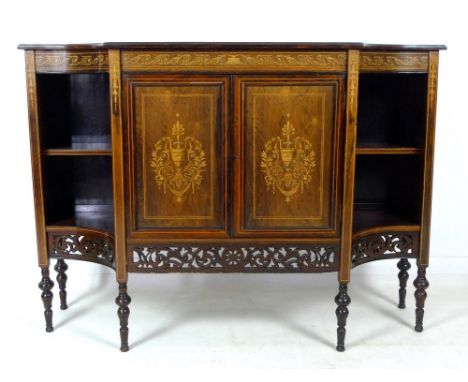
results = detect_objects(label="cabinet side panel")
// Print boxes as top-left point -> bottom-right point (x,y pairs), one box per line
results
339,50 -> 360,283
25,51 -> 48,267
109,49 -> 127,282
419,51 -> 439,266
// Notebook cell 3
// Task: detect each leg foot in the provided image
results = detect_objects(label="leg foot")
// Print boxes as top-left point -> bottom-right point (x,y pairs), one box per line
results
335,283 -> 351,352
116,282 -> 131,352
413,265 -> 429,332
38,266 -> 54,332
54,259 -> 68,310
397,258 -> 411,309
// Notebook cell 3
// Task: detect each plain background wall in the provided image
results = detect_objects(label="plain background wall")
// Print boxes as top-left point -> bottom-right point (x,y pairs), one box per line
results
0,0 -> 466,373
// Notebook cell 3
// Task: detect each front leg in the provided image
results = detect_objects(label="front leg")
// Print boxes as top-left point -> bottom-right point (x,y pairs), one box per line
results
38,266 -> 54,332
414,265 -> 429,332
335,283 -> 351,352
116,282 -> 131,352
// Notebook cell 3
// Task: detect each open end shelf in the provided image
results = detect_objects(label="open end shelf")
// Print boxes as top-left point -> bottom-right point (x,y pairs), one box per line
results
37,72 -> 111,151
353,206 -> 420,234
46,204 -> 114,233
42,156 -> 114,232
353,155 -> 423,234
357,73 -> 427,150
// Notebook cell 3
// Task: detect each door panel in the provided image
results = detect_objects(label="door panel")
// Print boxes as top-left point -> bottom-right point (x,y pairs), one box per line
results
124,75 -> 228,237
234,76 -> 343,237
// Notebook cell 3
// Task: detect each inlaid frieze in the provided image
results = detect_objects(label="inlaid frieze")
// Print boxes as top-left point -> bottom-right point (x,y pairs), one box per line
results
360,52 -> 428,72
35,50 -> 109,72
122,51 -> 346,72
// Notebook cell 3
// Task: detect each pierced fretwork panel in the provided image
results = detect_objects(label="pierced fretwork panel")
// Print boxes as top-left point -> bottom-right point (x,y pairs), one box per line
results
128,246 -> 339,273
352,232 -> 419,267
48,233 -> 115,269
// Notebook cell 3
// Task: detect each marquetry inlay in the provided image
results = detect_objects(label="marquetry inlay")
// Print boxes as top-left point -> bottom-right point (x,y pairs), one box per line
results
133,82 -> 221,229
238,79 -> 340,234
110,58 -> 120,115
360,52 -> 428,72
427,52 -> 439,103
261,114 -> 316,202
35,50 -> 109,72
347,51 -> 360,119
121,51 -> 347,72
26,53 -> 36,106
150,114 -> 207,202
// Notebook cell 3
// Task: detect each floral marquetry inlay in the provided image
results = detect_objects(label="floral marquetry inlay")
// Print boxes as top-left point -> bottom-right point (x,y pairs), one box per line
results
122,51 -> 346,72
151,114 -> 207,202
360,52 -> 428,72
261,114 -> 316,202
35,51 -> 109,72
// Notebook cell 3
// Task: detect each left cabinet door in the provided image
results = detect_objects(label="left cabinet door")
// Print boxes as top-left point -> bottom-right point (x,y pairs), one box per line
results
123,74 -> 229,238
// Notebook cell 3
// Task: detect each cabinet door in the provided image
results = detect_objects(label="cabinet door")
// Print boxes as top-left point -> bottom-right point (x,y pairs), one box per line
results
234,76 -> 344,238
124,74 -> 228,238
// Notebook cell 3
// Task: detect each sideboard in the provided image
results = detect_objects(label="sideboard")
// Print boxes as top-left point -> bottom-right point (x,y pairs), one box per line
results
18,42 -> 445,352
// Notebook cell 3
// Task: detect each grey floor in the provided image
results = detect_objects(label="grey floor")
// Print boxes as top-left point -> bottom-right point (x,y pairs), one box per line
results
5,258 -> 467,371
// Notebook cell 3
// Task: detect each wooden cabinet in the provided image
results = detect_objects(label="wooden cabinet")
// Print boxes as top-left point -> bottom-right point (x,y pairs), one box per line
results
19,42 -> 445,353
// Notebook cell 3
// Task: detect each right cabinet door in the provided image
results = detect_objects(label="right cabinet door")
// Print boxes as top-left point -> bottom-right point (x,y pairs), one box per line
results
234,75 -> 344,238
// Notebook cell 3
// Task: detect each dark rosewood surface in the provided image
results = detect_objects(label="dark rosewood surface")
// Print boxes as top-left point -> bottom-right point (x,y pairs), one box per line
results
20,43 -> 443,353
18,42 -> 447,51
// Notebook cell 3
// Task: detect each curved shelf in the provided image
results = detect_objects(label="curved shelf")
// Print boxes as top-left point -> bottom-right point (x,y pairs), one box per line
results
353,207 -> 420,235
44,148 -> 112,156
356,147 -> 423,155
46,204 -> 114,233
46,225 -> 113,236
352,224 -> 420,240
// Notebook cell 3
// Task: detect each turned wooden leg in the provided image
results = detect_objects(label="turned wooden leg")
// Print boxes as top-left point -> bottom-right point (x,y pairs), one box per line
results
414,265 -> 429,332
116,282 -> 131,352
397,258 -> 411,309
335,283 -> 351,352
54,259 -> 68,310
38,266 -> 54,332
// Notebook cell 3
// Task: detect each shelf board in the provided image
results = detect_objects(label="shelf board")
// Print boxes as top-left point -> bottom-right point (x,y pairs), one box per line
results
353,207 -> 420,236
46,204 -> 114,233
44,148 -> 112,156
43,142 -> 112,156
356,147 -> 423,155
